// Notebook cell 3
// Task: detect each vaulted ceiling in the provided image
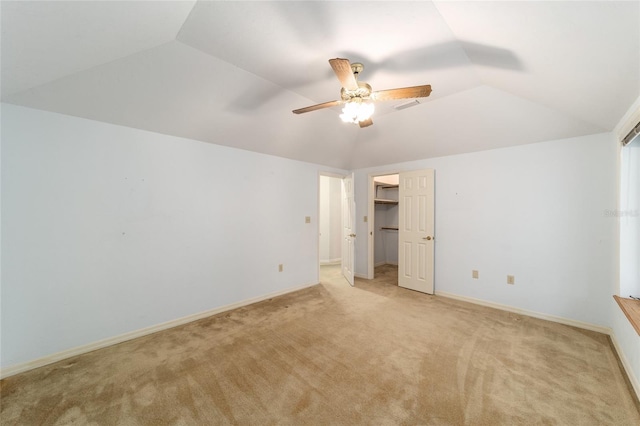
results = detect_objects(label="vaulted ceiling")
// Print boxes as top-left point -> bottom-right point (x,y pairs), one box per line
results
2,1 -> 639,170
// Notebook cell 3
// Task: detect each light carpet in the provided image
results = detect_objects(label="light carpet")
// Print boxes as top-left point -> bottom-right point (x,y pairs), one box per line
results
1,264 -> 638,425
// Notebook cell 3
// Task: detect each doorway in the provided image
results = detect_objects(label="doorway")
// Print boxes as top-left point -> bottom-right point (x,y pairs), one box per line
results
370,174 -> 400,278
319,175 -> 343,267
367,170 -> 436,294
318,172 -> 355,286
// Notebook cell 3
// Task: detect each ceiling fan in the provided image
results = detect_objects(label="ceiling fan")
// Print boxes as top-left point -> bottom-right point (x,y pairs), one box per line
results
292,58 -> 432,128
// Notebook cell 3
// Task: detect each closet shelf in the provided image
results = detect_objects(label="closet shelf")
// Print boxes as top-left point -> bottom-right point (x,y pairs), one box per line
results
374,198 -> 398,205
381,226 -> 399,231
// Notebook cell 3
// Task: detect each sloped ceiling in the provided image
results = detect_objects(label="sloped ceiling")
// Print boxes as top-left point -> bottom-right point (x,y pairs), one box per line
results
2,1 -> 639,170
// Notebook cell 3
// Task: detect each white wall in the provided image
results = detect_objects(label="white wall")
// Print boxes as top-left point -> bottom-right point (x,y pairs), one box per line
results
319,176 -> 341,264
354,133 -> 618,327
374,204 -> 388,266
0,104 -> 346,369
329,178 -> 342,261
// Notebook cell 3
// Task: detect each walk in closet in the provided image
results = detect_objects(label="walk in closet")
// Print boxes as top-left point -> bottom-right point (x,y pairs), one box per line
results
373,175 -> 399,267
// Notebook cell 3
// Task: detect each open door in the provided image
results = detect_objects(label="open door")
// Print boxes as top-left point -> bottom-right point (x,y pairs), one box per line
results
341,173 -> 356,286
398,169 -> 435,294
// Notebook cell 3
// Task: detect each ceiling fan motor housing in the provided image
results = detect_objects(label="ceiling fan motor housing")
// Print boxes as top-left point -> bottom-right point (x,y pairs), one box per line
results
341,82 -> 372,101
351,62 -> 364,76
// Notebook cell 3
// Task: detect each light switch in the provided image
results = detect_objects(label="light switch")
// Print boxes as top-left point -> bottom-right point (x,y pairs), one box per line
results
305,216 -> 311,223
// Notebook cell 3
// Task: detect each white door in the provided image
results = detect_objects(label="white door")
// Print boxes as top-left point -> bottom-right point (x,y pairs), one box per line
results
398,169 -> 435,294
341,173 -> 356,286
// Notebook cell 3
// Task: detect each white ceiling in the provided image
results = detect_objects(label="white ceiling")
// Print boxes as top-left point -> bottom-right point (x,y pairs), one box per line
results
2,1 -> 639,170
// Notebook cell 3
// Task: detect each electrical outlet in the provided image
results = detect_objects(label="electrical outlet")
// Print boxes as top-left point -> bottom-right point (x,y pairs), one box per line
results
305,216 -> 311,223
507,275 -> 515,285
472,270 -> 479,279
279,264 -> 284,272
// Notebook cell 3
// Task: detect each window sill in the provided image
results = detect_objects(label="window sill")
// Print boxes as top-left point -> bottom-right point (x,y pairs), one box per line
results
614,295 -> 640,335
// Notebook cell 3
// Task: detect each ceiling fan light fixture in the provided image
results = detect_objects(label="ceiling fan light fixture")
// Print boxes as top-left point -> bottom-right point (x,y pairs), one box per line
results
340,100 -> 375,124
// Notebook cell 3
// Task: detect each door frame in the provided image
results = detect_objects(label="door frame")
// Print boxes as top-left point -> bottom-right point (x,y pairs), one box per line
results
367,171 -> 401,280
317,171 -> 347,284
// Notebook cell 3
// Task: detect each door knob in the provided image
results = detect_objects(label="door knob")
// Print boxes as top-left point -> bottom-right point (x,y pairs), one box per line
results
423,236 -> 432,240
349,233 -> 356,238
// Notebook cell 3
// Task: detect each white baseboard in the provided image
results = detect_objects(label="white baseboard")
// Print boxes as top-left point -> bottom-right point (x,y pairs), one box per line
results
609,331 -> 640,401
435,290 -> 640,402
320,258 -> 341,265
355,273 -> 369,279
0,281 -> 319,379
435,290 -> 611,334
374,261 -> 398,267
